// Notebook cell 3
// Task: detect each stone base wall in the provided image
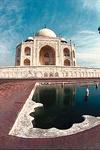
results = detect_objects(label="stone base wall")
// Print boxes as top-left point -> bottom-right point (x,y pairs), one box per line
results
0,66 -> 100,79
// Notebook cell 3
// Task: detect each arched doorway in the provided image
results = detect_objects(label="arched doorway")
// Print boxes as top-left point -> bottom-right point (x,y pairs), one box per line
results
63,48 -> 70,57
64,59 -> 70,66
24,47 -> 31,55
24,59 -> 30,66
39,45 -> 56,65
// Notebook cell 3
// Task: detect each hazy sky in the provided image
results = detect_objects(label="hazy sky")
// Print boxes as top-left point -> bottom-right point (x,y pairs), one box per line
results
0,0 -> 100,67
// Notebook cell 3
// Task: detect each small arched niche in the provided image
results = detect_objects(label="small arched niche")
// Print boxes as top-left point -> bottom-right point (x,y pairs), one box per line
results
24,47 -> 31,56
64,48 -> 70,57
24,58 -> 30,66
64,59 -> 70,66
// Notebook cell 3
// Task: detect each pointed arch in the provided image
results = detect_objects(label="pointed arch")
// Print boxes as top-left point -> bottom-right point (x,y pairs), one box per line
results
64,59 -> 70,66
24,58 -> 30,66
24,47 -> 31,55
63,48 -> 70,57
39,45 -> 56,65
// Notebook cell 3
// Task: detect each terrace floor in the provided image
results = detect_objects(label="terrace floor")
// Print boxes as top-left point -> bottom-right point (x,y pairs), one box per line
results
0,79 -> 100,150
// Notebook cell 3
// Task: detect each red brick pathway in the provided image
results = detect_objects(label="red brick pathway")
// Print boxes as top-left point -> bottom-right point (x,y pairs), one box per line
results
0,80 -> 100,150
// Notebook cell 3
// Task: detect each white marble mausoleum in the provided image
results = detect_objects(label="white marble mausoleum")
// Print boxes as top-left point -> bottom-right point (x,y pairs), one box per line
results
0,27 -> 100,79
15,28 -> 76,67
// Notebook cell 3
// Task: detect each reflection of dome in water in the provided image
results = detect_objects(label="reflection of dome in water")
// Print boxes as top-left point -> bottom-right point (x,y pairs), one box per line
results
36,28 -> 56,38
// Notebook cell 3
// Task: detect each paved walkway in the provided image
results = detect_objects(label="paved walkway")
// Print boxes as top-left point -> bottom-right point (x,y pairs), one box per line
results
0,80 -> 100,150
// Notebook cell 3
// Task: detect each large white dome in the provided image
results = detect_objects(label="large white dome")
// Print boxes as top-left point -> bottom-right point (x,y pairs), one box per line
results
36,28 -> 56,38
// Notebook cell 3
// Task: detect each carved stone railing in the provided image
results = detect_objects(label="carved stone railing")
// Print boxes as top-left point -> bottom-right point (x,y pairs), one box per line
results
0,66 -> 100,79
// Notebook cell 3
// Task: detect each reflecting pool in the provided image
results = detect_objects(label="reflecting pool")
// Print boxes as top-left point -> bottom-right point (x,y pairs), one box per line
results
30,83 -> 100,130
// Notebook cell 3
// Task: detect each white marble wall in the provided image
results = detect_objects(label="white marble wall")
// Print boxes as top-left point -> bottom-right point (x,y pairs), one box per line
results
0,66 -> 100,79
16,37 -> 76,67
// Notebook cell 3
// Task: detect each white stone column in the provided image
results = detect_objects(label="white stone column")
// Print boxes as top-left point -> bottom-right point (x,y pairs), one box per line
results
55,40 -> 60,66
20,43 -> 24,66
33,39 -> 37,66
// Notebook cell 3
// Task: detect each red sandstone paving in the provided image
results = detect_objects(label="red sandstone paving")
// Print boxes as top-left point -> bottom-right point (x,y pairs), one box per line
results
0,80 -> 100,150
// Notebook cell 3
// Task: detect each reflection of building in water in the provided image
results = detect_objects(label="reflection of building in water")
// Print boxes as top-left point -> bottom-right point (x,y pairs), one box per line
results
32,84 -> 76,108
63,86 -> 76,106
31,84 -> 77,129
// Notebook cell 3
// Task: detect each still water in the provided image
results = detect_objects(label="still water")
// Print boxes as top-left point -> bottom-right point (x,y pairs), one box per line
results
30,83 -> 100,130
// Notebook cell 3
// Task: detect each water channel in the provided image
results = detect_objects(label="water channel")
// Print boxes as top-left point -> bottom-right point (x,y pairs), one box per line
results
30,83 -> 100,130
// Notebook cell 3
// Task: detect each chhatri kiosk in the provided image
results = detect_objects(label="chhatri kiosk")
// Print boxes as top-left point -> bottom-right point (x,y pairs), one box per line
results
0,27 -> 100,79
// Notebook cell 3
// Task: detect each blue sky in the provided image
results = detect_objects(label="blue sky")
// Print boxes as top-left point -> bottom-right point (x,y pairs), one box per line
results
0,0 -> 100,67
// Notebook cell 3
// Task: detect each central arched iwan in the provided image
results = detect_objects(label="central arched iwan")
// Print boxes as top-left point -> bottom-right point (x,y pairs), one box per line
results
39,45 -> 56,65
